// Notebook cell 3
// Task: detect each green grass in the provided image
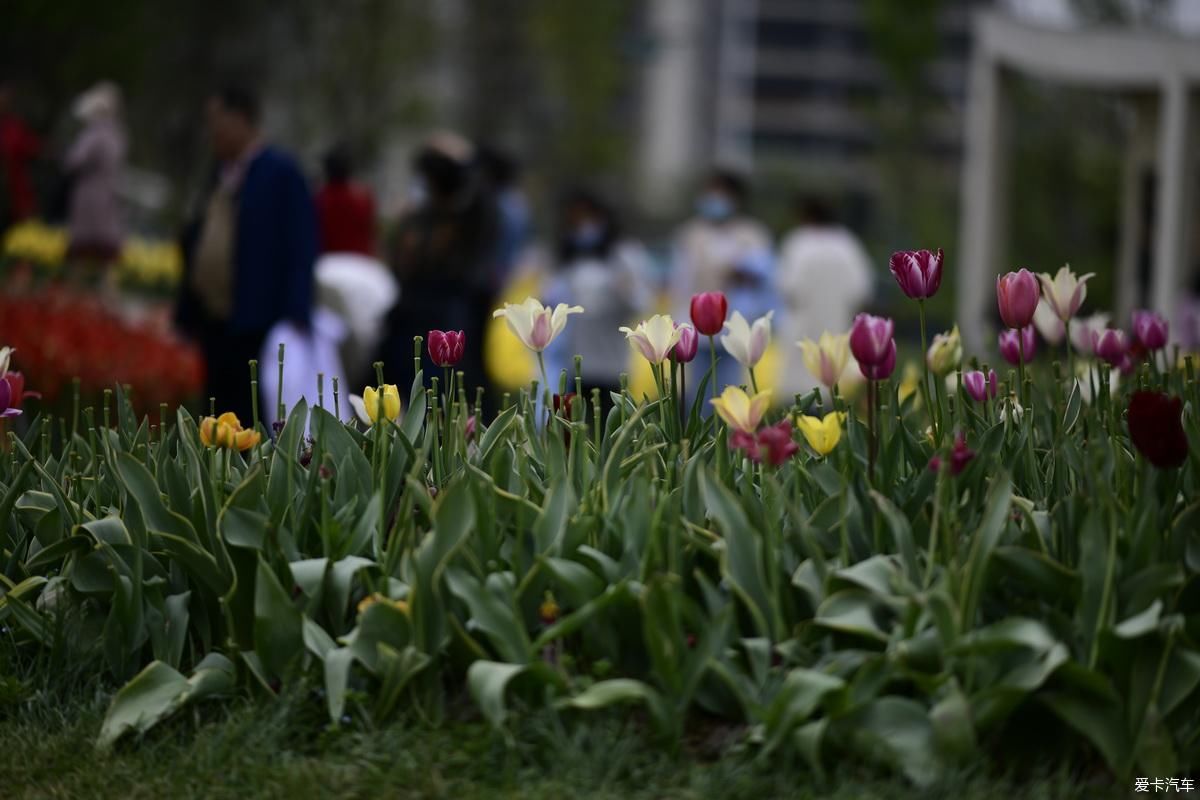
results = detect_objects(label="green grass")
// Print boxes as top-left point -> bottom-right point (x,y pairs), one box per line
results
0,678 -> 1126,800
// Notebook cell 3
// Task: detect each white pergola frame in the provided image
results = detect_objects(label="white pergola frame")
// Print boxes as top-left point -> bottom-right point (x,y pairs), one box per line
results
957,11 -> 1200,352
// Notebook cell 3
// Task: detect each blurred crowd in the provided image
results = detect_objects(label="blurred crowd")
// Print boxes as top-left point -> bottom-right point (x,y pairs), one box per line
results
3,79 -> 891,420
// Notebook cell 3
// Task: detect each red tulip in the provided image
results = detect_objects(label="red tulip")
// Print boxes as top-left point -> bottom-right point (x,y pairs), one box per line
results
756,419 -> 800,466
996,269 -> 1040,329
690,292 -> 728,336
889,248 -> 943,300
849,313 -> 895,367
859,339 -> 897,381
998,325 -> 1036,366
1131,310 -> 1168,351
929,431 -> 976,475
1128,391 -> 1188,469
428,329 -> 465,367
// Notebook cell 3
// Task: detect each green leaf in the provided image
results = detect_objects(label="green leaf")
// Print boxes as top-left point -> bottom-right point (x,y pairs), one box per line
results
846,697 -> 944,787
1040,690 -> 1129,775
532,476 -> 573,556
468,660 -> 530,728
815,590 -> 888,643
445,567 -> 530,664
97,655 -> 234,749
869,490 -> 920,585
560,678 -> 673,738
253,558 -> 303,678
959,472 -> 1012,625
324,648 -> 355,722
1113,599 -> 1163,639
701,469 -> 775,639
762,668 -> 846,756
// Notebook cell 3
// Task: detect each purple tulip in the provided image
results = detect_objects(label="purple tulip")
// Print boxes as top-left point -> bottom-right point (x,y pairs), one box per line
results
962,369 -> 998,403
929,431 -> 976,476
670,323 -> 699,363
996,269 -> 1040,329
1131,310 -> 1168,351
1093,328 -> 1129,367
0,378 -> 18,418
859,339 -> 897,381
998,325 -> 1036,366
849,314 -> 895,367
889,248 -> 943,300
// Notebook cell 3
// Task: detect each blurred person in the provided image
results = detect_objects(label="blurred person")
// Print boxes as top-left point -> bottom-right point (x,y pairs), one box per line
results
177,85 -> 318,424
315,143 -> 376,256
544,188 -> 651,405
776,196 -> 873,398
671,169 -> 776,398
63,81 -> 126,263
0,78 -> 42,228
378,132 -> 497,397
477,145 -> 531,295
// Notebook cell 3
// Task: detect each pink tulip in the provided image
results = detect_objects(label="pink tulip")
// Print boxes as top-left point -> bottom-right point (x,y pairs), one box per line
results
929,431 -> 976,476
998,325 -> 1036,366
962,369 -> 998,403
428,329 -> 465,367
670,323 -> 699,363
996,269 -> 1040,329
859,339 -> 897,380
849,313 -> 895,367
889,248 -> 943,300
1092,328 -> 1128,367
690,292 -> 728,336
1131,310 -> 1168,351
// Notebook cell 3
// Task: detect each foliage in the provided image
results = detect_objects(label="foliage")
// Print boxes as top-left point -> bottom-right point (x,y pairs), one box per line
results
1,341 -> 1199,786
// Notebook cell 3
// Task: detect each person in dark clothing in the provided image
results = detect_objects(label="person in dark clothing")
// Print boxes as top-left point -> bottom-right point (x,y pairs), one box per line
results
177,86 -> 318,424
378,132 -> 497,402
316,144 -> 376,256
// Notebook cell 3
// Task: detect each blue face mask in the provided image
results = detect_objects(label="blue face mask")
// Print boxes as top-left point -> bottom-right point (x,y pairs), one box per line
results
696,193 -> 733,221
571,221 -> 606,249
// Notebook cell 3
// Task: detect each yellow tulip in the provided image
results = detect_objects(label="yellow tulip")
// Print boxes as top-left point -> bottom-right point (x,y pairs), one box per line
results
795,412 -> 845,456
199,411 -> 259,451
925,325 -> 962,376
797,331 -> 849,388
710,385 -> 771,434
359,384 -> 401,424
357,592 -> 410,616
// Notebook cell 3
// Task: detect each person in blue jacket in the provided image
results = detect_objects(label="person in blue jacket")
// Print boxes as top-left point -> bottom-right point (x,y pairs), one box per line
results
178,86 -> 318,423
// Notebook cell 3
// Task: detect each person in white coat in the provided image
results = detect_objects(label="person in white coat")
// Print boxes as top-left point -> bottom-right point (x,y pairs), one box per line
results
776,197 -> 874,399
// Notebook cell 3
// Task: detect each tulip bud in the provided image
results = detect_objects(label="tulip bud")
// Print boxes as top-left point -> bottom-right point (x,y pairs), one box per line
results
690,292 -> 728,336
997,325 -> 1036,366
1093,328 -> 1128,367
849,313 -> 895,367
962,369 -> 998,403
889,248 -> 943,300
427,329 -> 465,367
996,269 -> 1040,329
926,326 -> 962,376
1131,310 -> 1168,351
670,323 -> 699,363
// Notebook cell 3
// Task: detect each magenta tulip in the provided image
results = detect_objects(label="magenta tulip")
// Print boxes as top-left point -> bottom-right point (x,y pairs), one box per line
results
1131,310 -> 1168,351
859,339 -> 897,380
889,248 -> 943,300
929,431 -> 976,476
996,269 -> 1040,329
1093,328 -> 1128,367
428,329 -> 465,367
849,314 -> 895,367
962,369 -> 998,403
690,292 -> 728,337
998,325 -> 1036,366
670,323 -> 699,363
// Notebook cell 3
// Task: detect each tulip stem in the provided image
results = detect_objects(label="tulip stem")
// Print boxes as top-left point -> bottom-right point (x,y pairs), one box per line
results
332,377 -> 340,421
917,301 -> 938,442
867,379 -> 876,486
249,360 -> 260,431
708,335 -> 718,401
749,367 -> 760,395
277,343 -> 286,424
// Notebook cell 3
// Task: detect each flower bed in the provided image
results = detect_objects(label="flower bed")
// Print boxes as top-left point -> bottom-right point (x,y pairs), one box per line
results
0,259 -> 1197,788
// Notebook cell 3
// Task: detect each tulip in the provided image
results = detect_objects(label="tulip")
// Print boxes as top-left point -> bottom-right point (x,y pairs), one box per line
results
1037,265 -> 1094,322
996,269 -> 1040,329
620,314 -> 685,364
0,377 -> 21,418
889,248 -> 943,300
1128,391 -> 1188,469
756,420 -> 800,466
1092,328 -> 1128,367
795,412 -> 845,457
464,415 -> 477,441
926,326 -> 962,376
350,384 -> 402,426
690,292 -> 728,336
493,297 -> 583,353
797,331 -> 850,388
710,385 -> 771,434
962,369 -> 998,403
1033,299 -> 1066,346
1071,313 -> 1110,356
859,339 -> 896,381
427,329 -> 465,367
928,431 -> 975,476
998,325 -> 1036,366
670,322 -> 699,363
1131,310 -> 1168,351
0,370 -> 37,417
721,310 -> 773,369
849,313 -> 895,367
199,411 -> 261,451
